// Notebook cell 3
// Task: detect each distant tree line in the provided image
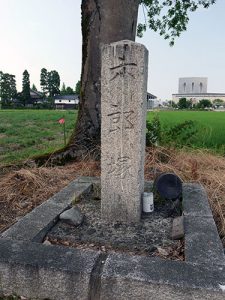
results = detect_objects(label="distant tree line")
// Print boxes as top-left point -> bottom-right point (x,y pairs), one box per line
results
0,68 -> 80,108
172,98 -> 224,110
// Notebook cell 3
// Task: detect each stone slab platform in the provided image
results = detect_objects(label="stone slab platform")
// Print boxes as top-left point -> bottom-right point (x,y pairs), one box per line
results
0,177 -> 225,300
183,183 -> 225,266
1,179 -> 92,242
0,238 -> 100,300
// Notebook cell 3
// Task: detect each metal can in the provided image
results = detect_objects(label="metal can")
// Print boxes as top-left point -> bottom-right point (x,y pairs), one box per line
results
143,192 -> 154,213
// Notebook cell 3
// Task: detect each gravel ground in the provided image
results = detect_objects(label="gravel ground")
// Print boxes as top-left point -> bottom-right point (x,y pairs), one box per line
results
47,194 -> 182,257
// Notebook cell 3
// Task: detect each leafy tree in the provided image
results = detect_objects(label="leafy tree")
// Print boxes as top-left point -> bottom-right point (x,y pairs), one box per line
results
171,101 -> 177,108
213,99 -> 224,106
0,71 -> 3,84
9,74 -> 17,99
40,68 -> 48,95
22,70 -> 30,106
40,68 -> 61,98
65,87 -> 75,95
39,0 -> 216,163
178,98 -> 192,109
71,1 -> 215,156
32,84 -> 38,91
75,80 -> 81,95
61,82 -> 66,94
137,0 -> 216,45
47,70 -> 60,97
61,83 -> 75,95
0,72 -> 17,107
197,99 -> 212,109
213,98 -> 224,103
0,71 -> 2,106
168,100 -> 177,108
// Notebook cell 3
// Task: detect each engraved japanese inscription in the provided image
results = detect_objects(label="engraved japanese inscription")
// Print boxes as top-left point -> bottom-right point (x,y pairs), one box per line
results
108,110 -> 135,133
101,40 -> 148,223
108,156 -> 133,179
110,62 -> 138,81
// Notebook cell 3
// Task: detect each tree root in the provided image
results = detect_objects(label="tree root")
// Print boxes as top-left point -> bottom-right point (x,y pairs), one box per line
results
34,143 -> 101,167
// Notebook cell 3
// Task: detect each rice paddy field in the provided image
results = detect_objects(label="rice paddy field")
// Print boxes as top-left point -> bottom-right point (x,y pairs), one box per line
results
0,109 -> 225,166
147,110 -> 225,154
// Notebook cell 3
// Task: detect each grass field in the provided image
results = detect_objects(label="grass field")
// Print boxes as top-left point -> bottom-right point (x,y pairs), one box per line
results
147,110 -> 225,154
0,110 -> 77,166
0,109 -> 225,166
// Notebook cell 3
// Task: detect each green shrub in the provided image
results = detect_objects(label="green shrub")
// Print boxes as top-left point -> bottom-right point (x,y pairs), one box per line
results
146,114 -> 161,146
146,116 -> 198,148
163,120 -> 198,147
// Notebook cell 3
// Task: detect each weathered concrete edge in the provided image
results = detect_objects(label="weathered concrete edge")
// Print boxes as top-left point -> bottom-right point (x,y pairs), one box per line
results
1,238 -> 225,300
100,252 -> 225,300
78,176 -> 101,184
78,177 -> 153,188
1,178 -> 92,242
0,178 -> 225,299
0,238 -> 100,300
183,183 -> 225,265
183,183 -> 212,217
185,216 -> 225,265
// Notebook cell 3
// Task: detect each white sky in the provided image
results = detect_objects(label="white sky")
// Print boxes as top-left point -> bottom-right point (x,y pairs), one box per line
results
0,0 -> 225,99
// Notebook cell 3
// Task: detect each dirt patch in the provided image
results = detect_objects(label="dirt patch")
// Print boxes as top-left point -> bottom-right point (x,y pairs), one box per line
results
7,144 -> 23,151
0,147 -> 7,153
41,137 -> 55,141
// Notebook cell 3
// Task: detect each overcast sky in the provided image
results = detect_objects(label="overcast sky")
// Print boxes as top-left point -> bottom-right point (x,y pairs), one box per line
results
0,0 -> 225,99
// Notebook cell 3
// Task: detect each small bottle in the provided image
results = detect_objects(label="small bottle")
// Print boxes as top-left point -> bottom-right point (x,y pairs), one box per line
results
143,192 -> 154,214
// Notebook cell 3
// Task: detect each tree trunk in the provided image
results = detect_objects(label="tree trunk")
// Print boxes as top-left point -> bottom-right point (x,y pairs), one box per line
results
37,0 -> 139,164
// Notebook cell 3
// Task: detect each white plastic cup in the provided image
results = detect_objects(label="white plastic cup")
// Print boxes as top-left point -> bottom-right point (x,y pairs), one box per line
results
143,192 -> 154,213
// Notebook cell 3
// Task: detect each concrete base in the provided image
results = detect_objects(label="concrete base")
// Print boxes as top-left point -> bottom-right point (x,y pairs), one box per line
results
0,177 -> 225,300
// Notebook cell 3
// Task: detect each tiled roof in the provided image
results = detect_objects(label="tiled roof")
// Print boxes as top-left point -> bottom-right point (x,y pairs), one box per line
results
54,94 -> 79,100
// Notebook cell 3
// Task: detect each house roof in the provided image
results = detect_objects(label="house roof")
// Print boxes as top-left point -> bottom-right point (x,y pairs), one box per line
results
147,92 -> 157,99
30,89 -> 43,97
54,94 -> 79,100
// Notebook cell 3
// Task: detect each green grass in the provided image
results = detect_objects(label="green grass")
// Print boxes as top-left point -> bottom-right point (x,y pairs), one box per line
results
0,109 -> 225,166
147,110 -> 225,154
0,109 -> 77,166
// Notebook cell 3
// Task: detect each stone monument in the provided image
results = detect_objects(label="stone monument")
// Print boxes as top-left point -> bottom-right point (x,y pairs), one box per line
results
101,40 -> 148,222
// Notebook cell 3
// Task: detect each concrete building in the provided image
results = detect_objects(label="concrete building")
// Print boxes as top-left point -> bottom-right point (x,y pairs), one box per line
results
172,77 -> 225,104
178,77 -> 207,94
147,92 -> 158,109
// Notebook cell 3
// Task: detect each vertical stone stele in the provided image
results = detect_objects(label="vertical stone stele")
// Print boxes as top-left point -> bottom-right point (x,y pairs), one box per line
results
101,40 -> 148,223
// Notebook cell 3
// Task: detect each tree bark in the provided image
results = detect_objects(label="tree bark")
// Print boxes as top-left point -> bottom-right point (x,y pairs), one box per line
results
37,0 -> 139,164
68,0 -> 139,157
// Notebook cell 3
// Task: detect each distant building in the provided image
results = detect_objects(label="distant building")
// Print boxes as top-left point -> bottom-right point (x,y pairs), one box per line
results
172,77 -> 225,104
55,93 -> 156,110
29,89 -> 44,104
54,94 -> 79,109
26,89 -> 44,107
13,89 -> 44,107
147,92 -> 158,109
